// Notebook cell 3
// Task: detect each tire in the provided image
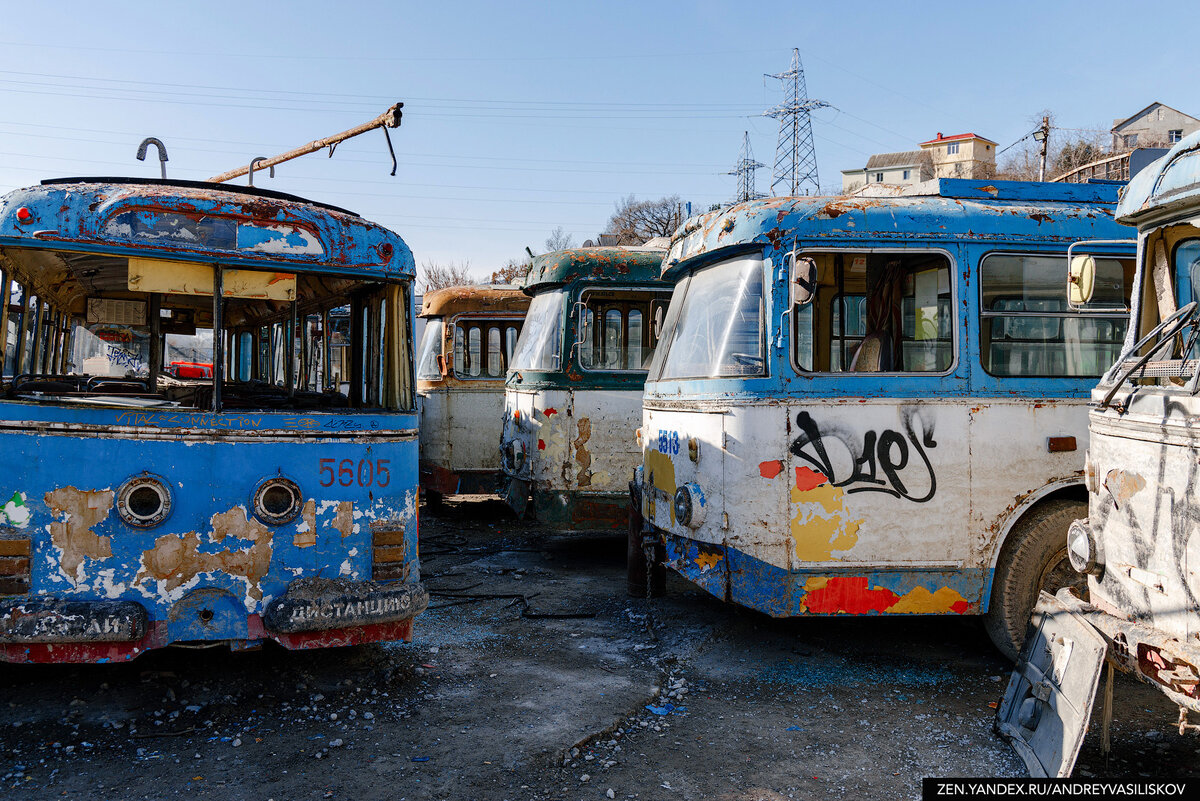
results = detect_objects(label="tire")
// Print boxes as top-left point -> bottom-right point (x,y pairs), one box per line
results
984,498 -> 1089,662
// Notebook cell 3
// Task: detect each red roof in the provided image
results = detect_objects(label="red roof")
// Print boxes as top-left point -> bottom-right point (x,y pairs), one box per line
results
919,132 -> 997,146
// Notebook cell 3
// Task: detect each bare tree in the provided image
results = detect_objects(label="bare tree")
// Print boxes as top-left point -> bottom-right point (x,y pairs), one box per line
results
606,195 -> 688,245
418,260 -> 474,293
544,226 -> 575,252
488,257 -> 532,286
996,110 -> 1110,181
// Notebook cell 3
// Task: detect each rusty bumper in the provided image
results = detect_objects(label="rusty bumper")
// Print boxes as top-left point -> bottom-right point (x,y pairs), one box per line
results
1056,588 -> 1200,714
0,578 -> 428,663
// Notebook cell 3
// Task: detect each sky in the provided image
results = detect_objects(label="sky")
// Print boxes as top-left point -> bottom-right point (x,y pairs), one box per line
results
2,1 -> 1198,281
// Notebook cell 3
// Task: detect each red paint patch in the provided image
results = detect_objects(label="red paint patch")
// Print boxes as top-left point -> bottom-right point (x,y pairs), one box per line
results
543,407 -> 557,417
794,466 -> 828,492
950,600 -> 970,614
759,460 -> 784,479
537,439 -> 546,451
803,577 -> 900,614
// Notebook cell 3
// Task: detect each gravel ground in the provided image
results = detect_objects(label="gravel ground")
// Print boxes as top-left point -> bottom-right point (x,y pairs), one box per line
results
0,496 -> 1194,800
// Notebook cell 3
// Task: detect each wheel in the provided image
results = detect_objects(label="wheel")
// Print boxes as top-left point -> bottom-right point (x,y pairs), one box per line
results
984,498 -> 1089,662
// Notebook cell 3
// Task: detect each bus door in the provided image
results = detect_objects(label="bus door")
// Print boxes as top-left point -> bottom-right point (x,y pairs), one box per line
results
786,247 -> 973,611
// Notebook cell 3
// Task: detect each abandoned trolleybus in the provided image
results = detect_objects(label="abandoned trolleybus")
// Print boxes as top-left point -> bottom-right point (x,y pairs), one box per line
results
500,245 -> 671,529
633,179 -> 1134,659
997,133 -> 1200,775
416,284 -> 528,502
0,178 -> 427,662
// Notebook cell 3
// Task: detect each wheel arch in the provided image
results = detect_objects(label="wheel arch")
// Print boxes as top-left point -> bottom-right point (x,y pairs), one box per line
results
980,477 -> 1088,609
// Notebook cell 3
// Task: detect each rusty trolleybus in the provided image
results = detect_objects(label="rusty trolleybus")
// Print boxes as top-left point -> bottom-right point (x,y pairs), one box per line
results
0,178 -> 427,663
416,284 -> 528,503
998,133 -> 1200,775
500,245 -> 670,529
634,179 -> 1135,659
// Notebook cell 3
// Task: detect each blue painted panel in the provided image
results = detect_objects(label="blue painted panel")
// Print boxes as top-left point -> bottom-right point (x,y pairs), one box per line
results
664,533 -> 993,618
0,409 -> 418,643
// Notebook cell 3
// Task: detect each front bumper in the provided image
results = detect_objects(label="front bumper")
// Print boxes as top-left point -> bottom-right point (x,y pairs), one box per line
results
0,577 -> 429,664
1056,588 -> 1200,714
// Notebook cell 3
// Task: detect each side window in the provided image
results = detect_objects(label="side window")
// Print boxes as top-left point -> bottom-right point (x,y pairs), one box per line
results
578,289 -> 672,372
980,253 -> 1132,377
794,252 -> 954,373
453,318 -> 524,379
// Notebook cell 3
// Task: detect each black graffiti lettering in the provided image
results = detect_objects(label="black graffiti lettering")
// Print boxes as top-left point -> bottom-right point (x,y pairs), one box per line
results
789,409 -> 937,503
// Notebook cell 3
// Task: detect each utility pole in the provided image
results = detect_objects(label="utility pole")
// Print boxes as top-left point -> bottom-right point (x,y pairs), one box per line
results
1035,116 -> 1050,182
727,131 -> 765,204
763,48 -> 830,196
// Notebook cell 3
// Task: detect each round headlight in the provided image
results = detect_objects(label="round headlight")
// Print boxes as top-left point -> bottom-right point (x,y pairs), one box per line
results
117,473 -> 172,528
1067,519 -> 1104,577
672,482 -> 707,529
252,477 -> 303,526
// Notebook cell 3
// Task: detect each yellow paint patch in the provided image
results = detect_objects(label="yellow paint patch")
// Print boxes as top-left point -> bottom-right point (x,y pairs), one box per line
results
789,481 -> 861,562
694,551 -> 723,572
44,487 -> 114,583
644,448 -> 677,525
885,585 -> 969,614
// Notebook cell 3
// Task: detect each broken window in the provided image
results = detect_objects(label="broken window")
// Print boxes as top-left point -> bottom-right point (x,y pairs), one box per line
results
0,247 -> 414,411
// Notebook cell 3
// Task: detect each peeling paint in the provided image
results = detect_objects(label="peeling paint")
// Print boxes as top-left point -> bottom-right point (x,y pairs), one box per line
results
136,507 -> 274,601
295,499 -> 317,548
789,471 -> 861,562
574,417 -> 593,488
45,487 -> 115,583
331,502 -> 354,538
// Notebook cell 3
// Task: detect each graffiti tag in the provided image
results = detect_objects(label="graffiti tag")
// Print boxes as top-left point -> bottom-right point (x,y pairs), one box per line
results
789,409 -> 937,503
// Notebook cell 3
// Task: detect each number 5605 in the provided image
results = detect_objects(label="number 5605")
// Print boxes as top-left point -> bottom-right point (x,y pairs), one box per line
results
318,458 -> 391,487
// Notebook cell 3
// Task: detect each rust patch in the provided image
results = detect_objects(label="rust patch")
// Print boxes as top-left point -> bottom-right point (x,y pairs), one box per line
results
1029,213 -> 1053,225
763,226 -> 786,249
44,487 -> 114,582
331,502 -> 354,538
295,499 -> 317,548
1104,469 -> 1146,507
136,507 -> 274,600
574,417 -> 593,488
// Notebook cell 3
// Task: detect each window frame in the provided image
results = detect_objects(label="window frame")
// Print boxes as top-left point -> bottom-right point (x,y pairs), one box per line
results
788,246 -> 959,378
448,313 -> 525,381
977,249 -> 1133,379
574,285 -> 674,375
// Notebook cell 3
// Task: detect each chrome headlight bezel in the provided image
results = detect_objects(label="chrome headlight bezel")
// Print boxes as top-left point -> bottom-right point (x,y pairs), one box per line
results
116,473 -> 173,529
1067,518 -> 1104,577
673,482 -> 707,529
252,476 -> 303,527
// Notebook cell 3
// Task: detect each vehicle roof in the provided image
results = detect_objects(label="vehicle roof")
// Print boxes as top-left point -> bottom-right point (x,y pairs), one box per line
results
523,246 -> 666,292
0,178 -> 414,279
663,179 -> 1129,278
419,284 -> 530,318
1116,130 -> 1200,225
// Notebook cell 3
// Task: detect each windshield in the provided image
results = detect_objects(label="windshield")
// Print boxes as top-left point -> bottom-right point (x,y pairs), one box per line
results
509,289 -> 563,372
416,317 -> 444,380
651,254 -> 765,380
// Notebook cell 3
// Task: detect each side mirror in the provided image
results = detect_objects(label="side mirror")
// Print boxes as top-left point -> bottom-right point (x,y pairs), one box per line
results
1068,255 -> 1096,307
436,353 -> 448,377
791,255 -> 818,307
653,305 -> 665,339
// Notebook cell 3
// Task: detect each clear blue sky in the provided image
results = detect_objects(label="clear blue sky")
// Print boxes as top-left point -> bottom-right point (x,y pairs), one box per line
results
2,1 -> 1196,280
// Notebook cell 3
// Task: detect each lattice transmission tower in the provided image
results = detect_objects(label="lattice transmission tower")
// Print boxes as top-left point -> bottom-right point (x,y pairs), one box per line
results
764,48 -> 830,196
727,131 -> 765,204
